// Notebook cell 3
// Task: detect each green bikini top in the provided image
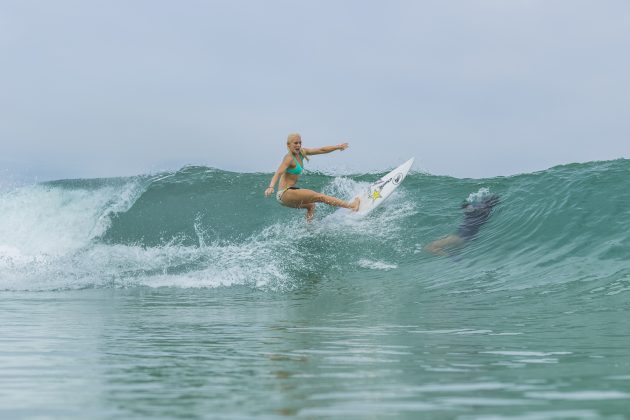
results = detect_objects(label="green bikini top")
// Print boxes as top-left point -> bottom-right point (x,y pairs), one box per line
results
285,154 -> 304,175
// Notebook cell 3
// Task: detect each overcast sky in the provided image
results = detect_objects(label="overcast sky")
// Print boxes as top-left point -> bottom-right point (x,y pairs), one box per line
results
1,0 -> 628,181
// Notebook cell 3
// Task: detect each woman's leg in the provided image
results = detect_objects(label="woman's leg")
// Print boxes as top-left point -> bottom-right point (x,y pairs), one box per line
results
281,188 -> 360,218
304,203 -> 315,222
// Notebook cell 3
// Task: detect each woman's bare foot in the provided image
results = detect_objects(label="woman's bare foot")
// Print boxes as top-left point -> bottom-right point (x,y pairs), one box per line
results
350,197 -> 360,212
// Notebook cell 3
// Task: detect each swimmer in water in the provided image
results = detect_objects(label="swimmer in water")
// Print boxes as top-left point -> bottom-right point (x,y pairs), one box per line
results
264,133 -> 360,222
425,194 -> 500,256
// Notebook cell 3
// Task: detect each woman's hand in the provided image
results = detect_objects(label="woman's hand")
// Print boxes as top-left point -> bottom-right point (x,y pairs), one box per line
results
337,143 -> 349,151
264,187 -> 274,197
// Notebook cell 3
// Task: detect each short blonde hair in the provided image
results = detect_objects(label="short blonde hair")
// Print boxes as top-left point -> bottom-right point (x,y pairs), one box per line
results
286,132 -> 309,161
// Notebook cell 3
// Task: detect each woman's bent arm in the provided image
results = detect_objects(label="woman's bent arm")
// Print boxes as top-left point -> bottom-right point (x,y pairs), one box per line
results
265,156 -> 291,197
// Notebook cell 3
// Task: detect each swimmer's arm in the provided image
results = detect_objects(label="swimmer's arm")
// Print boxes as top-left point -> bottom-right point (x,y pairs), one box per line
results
265,156 -> 292,196
303,143 -> 348,155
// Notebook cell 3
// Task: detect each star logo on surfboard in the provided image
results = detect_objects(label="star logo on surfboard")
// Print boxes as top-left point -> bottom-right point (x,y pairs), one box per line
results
370,177 -> 393,201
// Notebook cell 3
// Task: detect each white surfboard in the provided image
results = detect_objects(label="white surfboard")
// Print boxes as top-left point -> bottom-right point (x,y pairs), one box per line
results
355,158 -> 414,215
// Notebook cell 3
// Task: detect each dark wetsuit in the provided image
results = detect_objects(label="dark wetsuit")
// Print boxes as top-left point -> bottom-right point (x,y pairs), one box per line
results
456,195 -> 500,241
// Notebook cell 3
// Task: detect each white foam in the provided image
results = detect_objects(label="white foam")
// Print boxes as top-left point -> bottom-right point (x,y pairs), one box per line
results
0,216 -> 309,291
0,181 -> 145,260
466,187 -> 491,204
357,259 -> 397,271
0,175 -> 414,291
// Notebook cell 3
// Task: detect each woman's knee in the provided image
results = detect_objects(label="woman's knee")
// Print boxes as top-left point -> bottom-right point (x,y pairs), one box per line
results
312,193 -> 326,202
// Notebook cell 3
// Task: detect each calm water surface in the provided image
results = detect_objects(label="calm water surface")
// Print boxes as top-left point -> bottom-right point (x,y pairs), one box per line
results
2,275 -> 630,419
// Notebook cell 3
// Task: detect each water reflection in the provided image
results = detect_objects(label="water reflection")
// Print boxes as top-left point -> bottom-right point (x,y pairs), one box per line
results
2,282 -> 630,418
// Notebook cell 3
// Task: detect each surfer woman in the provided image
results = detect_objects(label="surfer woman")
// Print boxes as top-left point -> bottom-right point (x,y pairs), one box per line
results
265,133 -> 360,221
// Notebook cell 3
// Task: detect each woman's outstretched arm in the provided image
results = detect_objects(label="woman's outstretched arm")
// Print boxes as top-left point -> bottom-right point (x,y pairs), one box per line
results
303,143 -> 348,156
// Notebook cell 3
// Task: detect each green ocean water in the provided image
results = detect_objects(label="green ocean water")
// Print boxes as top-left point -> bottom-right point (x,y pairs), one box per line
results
1,159 -> 630,418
